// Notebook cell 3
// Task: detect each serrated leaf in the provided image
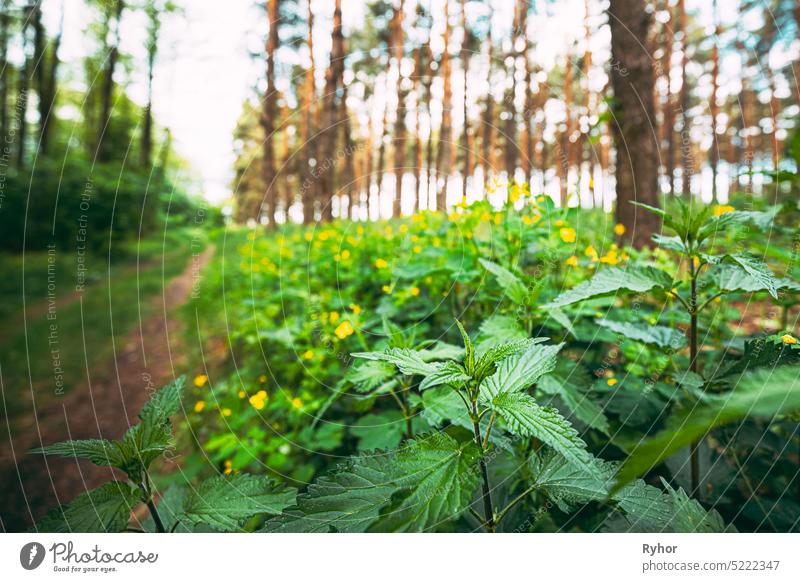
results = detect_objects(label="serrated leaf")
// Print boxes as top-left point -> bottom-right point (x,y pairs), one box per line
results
485,392 -> 591,465
529,450 -> 612,511
352,348 -> 438,377
479,258 -> 528,304
477,314 -> 527,350
543,266 -> 672,309
652,234 -> 687,254
31,439 -> 126,468
373,433 -> 481,532
143,485 -> 189,532
419,361 -> 470,390
139,376 -> 185,425
595,318 -> 686,349
345,360 -> 397,393
613,366 -> 800,492
538,373 -> 610,434
34,481 -> 140,533
264,456 -> 394,532
481,342 -> 564,399
351,411 -> 409,451
183,475 -> 296,531
724,254 -> 779,298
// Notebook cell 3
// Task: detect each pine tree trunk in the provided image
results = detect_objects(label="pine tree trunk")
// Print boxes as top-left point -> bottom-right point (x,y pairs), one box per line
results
97,0 -> 125,162
302,1 -> 317,224
435,0 -> 452,211
320,0 -> 344,221
608,0 -> 660,248
392,0 -> 406,218
459,0 -> 471,200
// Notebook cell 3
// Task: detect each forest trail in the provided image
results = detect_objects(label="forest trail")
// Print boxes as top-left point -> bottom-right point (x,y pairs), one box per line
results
0,245 -> 214,532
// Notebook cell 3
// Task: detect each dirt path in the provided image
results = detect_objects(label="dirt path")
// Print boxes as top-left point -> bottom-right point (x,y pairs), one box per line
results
0,246 -> 214,532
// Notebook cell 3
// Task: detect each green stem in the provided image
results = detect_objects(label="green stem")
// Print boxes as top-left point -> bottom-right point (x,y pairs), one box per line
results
141,477 -> 165,533
471,401 -> 495,532
495,485 -> 537,526
689,258 -> 701,497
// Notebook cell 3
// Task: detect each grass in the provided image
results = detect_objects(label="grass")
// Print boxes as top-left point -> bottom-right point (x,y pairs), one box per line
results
0,227 -> 207,423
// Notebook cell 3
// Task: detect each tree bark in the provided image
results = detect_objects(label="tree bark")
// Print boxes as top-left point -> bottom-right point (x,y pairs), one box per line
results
261,0 -> 281,226
302,0 -> 317,224
434,0 -> 452,211
608,0 -> 660,248
392,0 -> 406,217
319,0 -> 344,221
97,0 -> 125,162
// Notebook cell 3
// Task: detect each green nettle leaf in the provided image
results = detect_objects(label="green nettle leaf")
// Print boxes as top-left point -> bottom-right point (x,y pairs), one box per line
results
548,308 -> 576,337
139,376 -> 185,424
481,342 -> 564,399
543,266 -> 673,309
721,254 -> 779,298
264,456 -> 394,533
485,392 -> 591,465
417,341 -> 465,362
352,348 -> 439,377
422,388 -> 512,449
118,421 -> 174,481
595,318 -> 686,349
35,482 -> 140,533
697,207 -> 779,242
419,361 -> 470,390
613,366 -> 800,491
478,258 -> 528,304
31,439 -> 126,468
182,475 -> 297,531
373,433 -> 481,532
538,373 -> 610,434
345,360 -> 398,393
528,450 -> 611,512
530,452 -> 729,532
702,263 -> 768,295
652,234 -> 688,254
351,412 -> 409,451
473,337 -> 545,382
144,485 -> 190,533
455,319 -> 475,373
477,314 -> 527,349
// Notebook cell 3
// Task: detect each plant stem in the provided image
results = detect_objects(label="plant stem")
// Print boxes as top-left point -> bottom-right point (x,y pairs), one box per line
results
689,258 -> 700,497
471,402 -> 495,532
495,485 -> 537,526
141,476 -> 165,533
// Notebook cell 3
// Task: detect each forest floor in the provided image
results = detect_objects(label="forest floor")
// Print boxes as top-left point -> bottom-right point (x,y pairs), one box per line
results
0,245 -> 214,532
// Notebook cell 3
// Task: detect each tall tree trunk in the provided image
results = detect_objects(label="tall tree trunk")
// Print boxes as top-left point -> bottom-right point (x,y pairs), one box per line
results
561,48 -> 573,206
424,45 -> 436,210
481,12 -> 494,187
376,75 -> 390,217
608,0 -> 660,248
392,0 -> 406,217
261,0 -> 280,226
677,0 -> 690,196
412,45 -> 424,210
97,0 -> 125,162
663,1 -> 675,196
502,1 -> 520,180
40,3 -> 63,158
434,0 -> 452,211
341,80 -> 356,219
141,5 -> 158,168
320,0 -> 344,221
709,0 -> 719,201
16,3 -> 34,168
302,0 -> 316,224
582,0 -> 594,206
0,0 -> 13,144
459,0 -> 471,199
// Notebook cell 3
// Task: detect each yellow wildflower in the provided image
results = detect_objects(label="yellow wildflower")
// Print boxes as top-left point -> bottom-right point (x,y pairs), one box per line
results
565,255 -> 578,267
410,286 -> 420,297
480,212 -> 491,222
584,245 -> 597,258
607,378 -> 618,386
555,219 -> 565,227
600,250 -> 619,265
224,460 -> 233,475
493,213 -> 502,225
341,249 -> 351,260
413,245 -> 422,254
782,334 -> 798,345
399,224 -> 409,234
350,304 -> 362,315
259,375 -> 267,383
614,223 -> 626,236
329,311 -> 340,323
559,227 -> 577,243
238,390 -> 246,399
375,258 -> 389,269
193,374 -> 208,388
382,284 -> 393,294
713,204 -> 735,216
334,320 -> 355,340
222,408 -> 232,417
302,350 -> 314,360
249,390 -> 268,410
194,400 -> 206,413
291,397 -> 303,409
304,232 -> 313,241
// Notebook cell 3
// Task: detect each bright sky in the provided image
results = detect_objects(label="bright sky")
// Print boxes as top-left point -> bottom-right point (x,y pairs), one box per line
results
44,0 -> 798,206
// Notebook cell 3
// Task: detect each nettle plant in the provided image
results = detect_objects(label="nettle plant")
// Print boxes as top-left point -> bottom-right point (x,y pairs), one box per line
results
264,320 -> 728,533
543,201 -> 799,494
32,377 -> 296,532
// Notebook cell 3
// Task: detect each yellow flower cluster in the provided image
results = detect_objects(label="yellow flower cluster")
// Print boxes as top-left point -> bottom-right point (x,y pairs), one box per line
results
713,204 -> 735,216
249,390 -> 268,410
782,334 -> 798,345
375,258 -> 389,269
559,227 -> 576,243
193,374 -> 208,388
335,320 -> 354,339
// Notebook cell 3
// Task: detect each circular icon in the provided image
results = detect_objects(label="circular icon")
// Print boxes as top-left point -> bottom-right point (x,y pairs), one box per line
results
20,542 -> 46,570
